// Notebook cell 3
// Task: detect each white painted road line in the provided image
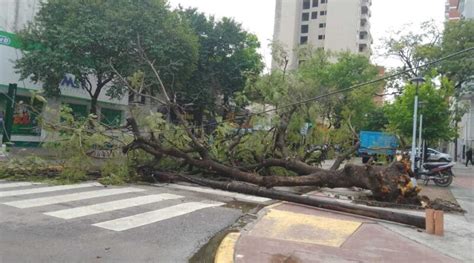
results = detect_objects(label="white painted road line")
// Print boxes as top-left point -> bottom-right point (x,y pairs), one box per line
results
3,187 -> 145,208
0,183 -> 101,198
93,201 -> 224,231
45,193 -> 183,219
159,184 -> 272,203
0,182 -> 40,189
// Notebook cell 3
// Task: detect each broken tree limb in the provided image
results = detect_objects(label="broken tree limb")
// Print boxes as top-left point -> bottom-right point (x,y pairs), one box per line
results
124,121 -> 419,203
330,142 -> 360,171
161,172 -> 425,229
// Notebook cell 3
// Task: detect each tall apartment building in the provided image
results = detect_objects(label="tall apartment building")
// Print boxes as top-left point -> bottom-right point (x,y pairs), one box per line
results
445,0 -> 473,161
445,0 -> 461,20
272,0 -> 372,70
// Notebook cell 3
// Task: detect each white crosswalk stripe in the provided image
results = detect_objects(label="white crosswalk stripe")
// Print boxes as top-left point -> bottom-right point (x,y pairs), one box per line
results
45,193 -> 183,219
158,183 -> 271,203
3,187 -> 145,208
93,201 -> 224,231
0,181 -> 230,232
0,182 -> 40,189
0,183 -> 101,197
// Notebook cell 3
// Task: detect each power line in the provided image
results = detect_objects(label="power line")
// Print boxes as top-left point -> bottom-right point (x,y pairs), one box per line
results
2,47 -> 474,134
239,46 -> 474,118
142,46 -> 474,133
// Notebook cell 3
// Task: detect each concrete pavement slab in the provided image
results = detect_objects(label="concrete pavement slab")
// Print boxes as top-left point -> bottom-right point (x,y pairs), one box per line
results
248,208 -> 361,247
231,202 -> 462,262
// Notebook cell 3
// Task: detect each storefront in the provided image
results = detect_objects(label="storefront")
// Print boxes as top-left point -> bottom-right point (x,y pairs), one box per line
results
0,30 -> 128,146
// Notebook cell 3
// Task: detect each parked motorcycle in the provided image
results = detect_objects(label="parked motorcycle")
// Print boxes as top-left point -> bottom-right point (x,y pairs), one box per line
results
415,162 -> 454,187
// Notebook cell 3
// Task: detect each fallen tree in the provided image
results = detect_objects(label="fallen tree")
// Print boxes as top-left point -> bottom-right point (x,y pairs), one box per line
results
112,46 -> 422,205
153,172 -> 426,228
124,116 -> 419,203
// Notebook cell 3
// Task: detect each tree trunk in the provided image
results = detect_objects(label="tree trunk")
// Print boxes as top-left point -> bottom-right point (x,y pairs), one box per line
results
156,173 -> 425,228
90,95 -> 99,115
124,116 -> 419,203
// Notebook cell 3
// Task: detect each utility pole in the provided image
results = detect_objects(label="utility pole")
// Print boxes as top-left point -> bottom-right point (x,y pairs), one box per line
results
418,114 -> 423,168
2,83 -> 17,144
410,77 -> 425,172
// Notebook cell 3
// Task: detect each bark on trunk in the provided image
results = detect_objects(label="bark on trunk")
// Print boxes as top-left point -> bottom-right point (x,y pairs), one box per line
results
154,172 -> 425,228
90,96 -> 98,115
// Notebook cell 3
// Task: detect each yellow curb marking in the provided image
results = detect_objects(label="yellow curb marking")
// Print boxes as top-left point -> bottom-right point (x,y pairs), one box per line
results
214,232 -> 240,263
254,209 -> 361,247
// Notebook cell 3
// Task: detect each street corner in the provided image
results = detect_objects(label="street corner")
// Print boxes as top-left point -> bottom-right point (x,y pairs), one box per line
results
246,208 -> 362,247
214,232 -> 241,263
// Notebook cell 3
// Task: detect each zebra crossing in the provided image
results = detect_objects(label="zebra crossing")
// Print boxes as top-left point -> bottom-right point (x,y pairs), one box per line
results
0,181 -> 225,232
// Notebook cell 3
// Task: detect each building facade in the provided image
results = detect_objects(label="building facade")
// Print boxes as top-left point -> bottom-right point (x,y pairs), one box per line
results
272,0 -> 372,70
445,0 -> 461,20
458,0 -> 474,18
0,0 -> 128,146
445,0 -> 473,161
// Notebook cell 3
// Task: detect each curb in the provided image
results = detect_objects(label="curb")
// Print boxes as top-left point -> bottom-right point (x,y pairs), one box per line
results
214,232 -> 240,263
213,203 -> 282,262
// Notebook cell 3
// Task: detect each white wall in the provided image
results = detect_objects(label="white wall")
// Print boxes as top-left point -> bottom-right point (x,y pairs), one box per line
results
0,0 -> 41,32
272,0 -> 302,70
0,44 -> 128,105
325,0 -> 360,53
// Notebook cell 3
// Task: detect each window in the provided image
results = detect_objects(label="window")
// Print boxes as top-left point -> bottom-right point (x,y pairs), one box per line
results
303,0 -> 310,9
301,25 -> 309,34
11,95 -> 43,136
300,36 -> 308,44
318,35 -> 325,40
320,10 -> 327,16
312,0 -> 319,7
319,23 -> 326,28
321,0 -> 327,3
100,108 -> 123,127
302,12 -> 309,21
311,11 -> 318,19
66,103 -> 88,120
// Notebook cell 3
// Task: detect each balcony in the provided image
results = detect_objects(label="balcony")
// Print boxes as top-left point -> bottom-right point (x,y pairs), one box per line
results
362,0 -> 371,7
361,6 -> 371,19
358,43 -> 371,56
358,32 -> 371,46
361,6 -> 369,14
360,19 -> 370,31
361,8 -> 370,20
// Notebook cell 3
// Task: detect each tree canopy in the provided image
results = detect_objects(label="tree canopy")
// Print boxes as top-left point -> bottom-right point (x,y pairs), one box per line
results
385,77 -> 456,143
176,8 -> 264,122
15,0 -> 199,114
439,19 -> 474,92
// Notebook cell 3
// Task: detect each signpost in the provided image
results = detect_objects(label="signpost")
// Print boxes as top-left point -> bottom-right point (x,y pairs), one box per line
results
2,84 -> 17,144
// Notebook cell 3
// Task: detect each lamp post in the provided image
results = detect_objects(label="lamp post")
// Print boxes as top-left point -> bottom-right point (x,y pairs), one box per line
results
418,114 -> 423,168
410,76 -> 425,172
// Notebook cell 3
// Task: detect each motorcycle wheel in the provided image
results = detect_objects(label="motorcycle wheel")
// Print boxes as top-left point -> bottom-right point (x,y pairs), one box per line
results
434,171 -> 453,187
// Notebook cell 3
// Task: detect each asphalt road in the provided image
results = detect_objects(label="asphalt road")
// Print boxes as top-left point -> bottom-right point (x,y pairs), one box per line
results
0,181 -> 268,263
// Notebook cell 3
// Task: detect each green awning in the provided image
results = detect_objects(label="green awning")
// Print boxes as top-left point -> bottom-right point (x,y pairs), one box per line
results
0,31 -> 21,49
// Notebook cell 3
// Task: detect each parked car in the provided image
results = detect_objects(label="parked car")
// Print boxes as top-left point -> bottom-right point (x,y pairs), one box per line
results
425,148 -> 452,162
404,147 -> 452,162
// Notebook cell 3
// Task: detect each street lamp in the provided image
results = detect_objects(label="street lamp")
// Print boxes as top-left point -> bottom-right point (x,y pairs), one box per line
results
410,76 -> 425,173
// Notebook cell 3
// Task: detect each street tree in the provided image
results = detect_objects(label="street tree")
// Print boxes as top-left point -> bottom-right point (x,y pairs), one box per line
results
385,77 -> 456,144
176,8 -> 263,123
439,19 -> 474,93
15,0 -> 198,114
379,21 -> 442,94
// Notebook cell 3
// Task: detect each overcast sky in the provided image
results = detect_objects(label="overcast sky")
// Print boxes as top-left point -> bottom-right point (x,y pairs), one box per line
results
168,0 -> 446,70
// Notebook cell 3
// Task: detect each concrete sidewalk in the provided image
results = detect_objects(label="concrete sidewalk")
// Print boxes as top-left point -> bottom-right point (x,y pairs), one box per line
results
216,164 -> 474,262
